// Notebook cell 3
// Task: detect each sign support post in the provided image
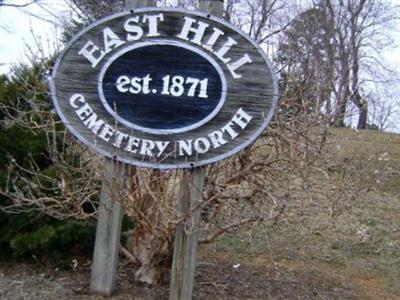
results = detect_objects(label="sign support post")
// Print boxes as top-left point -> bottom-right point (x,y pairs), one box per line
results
90,159 -> 124,296
51,3 -> 277,299
89,0 -> 155,297
169,3 -> 223,300
169,167 -> 205,300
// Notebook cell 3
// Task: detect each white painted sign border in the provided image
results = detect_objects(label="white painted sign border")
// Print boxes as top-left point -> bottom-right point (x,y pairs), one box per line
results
50,7 -> 278,169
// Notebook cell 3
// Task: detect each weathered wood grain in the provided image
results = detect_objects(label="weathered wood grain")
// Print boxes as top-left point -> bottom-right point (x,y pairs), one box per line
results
169,167 -> 205,300
90,159 -> 124,296
51,8 -> 277,169
125,0 -> 154,9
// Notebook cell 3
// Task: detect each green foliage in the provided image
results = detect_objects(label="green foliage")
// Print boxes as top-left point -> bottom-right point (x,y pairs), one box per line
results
0,63 -> 98,263
366,123 -> 380,131
0,213 -> 96,262
0,63 -> 51,191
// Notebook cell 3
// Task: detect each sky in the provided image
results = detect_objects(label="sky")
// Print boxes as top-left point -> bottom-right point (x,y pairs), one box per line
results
0,0 -> 70,74
0,0 -> 399,131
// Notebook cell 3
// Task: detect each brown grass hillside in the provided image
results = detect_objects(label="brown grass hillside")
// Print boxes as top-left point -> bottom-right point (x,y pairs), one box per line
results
203,128 -> 400,299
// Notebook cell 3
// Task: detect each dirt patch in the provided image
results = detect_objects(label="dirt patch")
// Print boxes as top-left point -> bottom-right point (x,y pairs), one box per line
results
353,277 -> 394,300
193,260 -> 357,300
0,257 -> 374,300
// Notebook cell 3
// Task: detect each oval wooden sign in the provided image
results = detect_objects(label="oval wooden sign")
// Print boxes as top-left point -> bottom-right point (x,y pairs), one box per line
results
51,8 -> 277,169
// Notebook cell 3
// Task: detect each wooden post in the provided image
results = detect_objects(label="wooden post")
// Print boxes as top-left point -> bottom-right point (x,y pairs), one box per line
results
90,0 -> 155,296
169,3 -> 224,300
90,159 -> 124,296
124,0 -> 154,10
199,0 -> 224,15
169,168 -> 205,300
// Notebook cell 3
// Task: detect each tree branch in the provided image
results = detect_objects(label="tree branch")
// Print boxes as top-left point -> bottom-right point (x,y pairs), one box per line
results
0,0 -> 40,8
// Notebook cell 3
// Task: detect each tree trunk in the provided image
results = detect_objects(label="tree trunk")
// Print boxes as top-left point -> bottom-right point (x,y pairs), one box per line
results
357,106 -> 367,129
356,97 -> 368,129
334,97 -> 347,127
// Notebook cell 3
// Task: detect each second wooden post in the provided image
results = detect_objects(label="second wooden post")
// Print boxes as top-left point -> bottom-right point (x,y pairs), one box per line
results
169,2 -> 224,300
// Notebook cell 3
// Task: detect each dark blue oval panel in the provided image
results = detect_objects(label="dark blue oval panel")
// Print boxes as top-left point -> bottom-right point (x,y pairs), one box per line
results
99,42 -> 225,134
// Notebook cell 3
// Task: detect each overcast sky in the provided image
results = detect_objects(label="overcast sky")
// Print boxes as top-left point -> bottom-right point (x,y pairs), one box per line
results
0,0 -> 70,74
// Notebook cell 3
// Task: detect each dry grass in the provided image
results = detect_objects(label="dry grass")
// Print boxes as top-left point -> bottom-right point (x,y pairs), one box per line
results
206,128 -> 400,298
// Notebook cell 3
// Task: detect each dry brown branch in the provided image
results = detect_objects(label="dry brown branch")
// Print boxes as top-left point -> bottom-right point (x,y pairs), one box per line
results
0,0 -> 39,7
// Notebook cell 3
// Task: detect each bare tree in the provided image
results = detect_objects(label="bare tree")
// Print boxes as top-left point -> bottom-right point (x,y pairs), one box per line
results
224,0 -> 292,45
65,0 -> 124,20
0,0 -> 40,7
276,4 -> 336,122
368,87 -> 400,131
276,0 -> 399,129
328,0 -> 399,129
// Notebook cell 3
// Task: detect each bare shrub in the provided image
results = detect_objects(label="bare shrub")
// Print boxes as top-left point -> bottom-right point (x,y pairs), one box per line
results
1,63 -> 386,284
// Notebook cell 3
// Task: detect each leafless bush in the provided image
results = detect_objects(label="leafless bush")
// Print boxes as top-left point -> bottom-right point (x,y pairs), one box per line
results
1,68 -> 385,283
0,111 -> 102,221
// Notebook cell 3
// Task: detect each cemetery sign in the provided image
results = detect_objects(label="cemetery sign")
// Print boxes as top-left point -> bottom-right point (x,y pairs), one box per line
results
51,8 -> 277,169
